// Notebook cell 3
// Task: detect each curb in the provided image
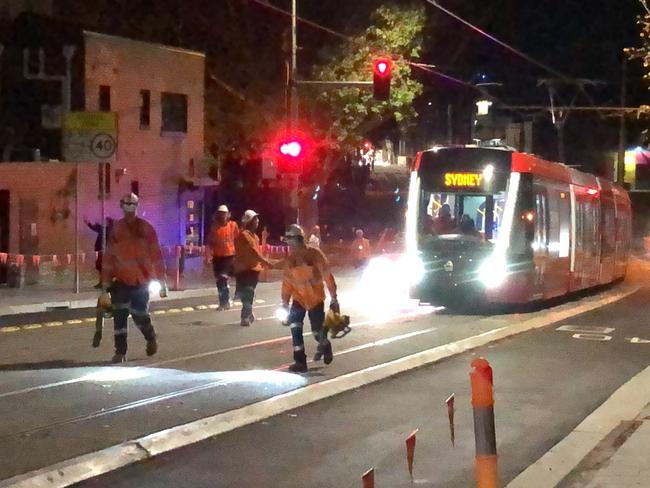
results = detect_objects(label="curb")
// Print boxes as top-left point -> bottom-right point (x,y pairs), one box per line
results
0,288 -> 218,317
0,285 -> 639,488
506,365 -> 650,488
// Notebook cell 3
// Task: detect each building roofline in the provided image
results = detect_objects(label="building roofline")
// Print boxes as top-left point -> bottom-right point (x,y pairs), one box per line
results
83,30 -> 206,58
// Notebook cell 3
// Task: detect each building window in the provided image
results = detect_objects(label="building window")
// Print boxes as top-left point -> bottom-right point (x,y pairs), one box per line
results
161,92 -> 187,133
99,85 -> 111,112
131,180 -> 139,196
139,90 -> 150,129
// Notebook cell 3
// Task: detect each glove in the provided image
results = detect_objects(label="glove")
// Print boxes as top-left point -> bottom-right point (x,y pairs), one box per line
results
97,292 -> 112,311
280,303 -> 291,326
329,298 -> 340,314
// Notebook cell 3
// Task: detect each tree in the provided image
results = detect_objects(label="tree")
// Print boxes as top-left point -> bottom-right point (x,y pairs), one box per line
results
628,1 -> 650,89
310,3 -> 426,145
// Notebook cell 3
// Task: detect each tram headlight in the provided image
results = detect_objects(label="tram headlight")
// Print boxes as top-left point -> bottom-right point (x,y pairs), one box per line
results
478,255 -> 507,288
398,253 -> 425,285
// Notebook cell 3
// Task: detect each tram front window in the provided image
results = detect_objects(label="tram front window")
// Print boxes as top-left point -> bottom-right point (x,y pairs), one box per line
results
420,192 -> 507,241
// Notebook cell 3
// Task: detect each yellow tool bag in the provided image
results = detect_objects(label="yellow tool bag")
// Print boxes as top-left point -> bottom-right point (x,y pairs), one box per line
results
323,310 -> 351,339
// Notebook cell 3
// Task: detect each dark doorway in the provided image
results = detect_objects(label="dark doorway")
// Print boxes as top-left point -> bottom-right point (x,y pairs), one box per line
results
0,190 -> 9,284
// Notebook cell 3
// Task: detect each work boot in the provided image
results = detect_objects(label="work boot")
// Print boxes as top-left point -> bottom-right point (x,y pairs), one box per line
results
240,318 -> 251,327
146,337 -> 158,356
322,341 -> 333,365
288,361 -> 308,373
249,313 -> 255,324
111,353 -> 126,363
217,303 -> 231,311
313,348 -> 323,362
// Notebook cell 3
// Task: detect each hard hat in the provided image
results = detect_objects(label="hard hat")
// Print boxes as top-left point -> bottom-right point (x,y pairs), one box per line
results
120,193 -> 139,210
241,209 -> 259,225
285,224 -> 305,239
217,205 -> 229,213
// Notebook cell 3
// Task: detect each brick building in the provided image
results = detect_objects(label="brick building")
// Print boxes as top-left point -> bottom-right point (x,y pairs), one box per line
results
0,13 -> 206,285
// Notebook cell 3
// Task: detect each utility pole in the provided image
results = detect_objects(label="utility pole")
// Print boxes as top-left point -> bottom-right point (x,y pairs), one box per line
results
290,0 -> 298,127
617,57 -> 628,185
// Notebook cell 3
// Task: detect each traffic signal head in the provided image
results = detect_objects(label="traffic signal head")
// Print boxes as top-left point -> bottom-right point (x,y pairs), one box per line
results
373,57 -> 392,101
277,137 -> 305,173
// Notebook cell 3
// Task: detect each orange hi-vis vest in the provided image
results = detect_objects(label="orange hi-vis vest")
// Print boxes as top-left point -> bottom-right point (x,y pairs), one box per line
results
352,237 -> 371,260
211,221 -> 239,257
282,247 -> 337,310
102,217 -> 165,286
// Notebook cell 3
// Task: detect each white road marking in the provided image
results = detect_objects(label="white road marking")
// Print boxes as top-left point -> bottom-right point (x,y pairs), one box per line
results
627,337 -> 650,344
571,333 -> 612,341
557,325 -> 615,334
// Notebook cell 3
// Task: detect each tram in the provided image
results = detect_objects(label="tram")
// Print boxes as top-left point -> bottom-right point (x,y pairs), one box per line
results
406,146 -> 631,306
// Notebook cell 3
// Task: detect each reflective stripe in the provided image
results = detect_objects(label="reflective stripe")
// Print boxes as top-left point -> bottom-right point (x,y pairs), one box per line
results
114,328 -> 128,336
293,345 -> 305,351
290,323 -> 302,329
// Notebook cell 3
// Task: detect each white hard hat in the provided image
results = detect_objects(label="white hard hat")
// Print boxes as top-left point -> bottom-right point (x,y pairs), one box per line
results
120,193 -> 139,208
285,224 -> 305,239
241,209 -> 259,225
217,205 -> 229,213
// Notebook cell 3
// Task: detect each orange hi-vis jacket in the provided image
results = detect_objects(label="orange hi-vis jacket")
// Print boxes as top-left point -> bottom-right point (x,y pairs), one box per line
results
102,217 -> 165,286
352,237 -> 371,260
234,229 -> 267,274
210,221 -> 239,257
282,246 -> 337,310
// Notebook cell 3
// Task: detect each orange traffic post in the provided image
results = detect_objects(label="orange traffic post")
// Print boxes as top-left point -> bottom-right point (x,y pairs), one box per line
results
470,357 -> 498,488
362,468 -> 375,488
405,428 -> 418,481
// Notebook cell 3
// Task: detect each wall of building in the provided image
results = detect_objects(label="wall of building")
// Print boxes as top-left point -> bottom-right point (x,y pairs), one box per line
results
83,32 -> 206,246
0,162 -> 98,255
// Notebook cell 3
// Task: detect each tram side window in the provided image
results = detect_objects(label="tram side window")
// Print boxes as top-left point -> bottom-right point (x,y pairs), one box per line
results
533,189 -> 549,252
601,198 -> 616,256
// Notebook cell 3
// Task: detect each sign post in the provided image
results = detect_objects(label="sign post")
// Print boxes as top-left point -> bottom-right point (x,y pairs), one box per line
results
63,112 -> 117,293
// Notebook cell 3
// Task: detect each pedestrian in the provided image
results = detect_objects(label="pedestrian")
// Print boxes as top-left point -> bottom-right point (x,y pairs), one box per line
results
308,225 -> 321,249
351,228 -> 371,268
280,224 -> 339,373
234,210 -> 274,327
85,217 -> 114,288
100,193 -> 167,363
209,205 -> 239,310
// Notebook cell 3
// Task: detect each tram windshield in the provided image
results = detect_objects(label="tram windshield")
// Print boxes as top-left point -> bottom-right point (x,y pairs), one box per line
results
420,191 -> 507,241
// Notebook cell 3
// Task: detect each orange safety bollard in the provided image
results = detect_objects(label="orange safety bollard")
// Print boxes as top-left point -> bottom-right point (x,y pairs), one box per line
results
405,428 -> 418,481
470,357 -> 498,488
362,468 -> 375,488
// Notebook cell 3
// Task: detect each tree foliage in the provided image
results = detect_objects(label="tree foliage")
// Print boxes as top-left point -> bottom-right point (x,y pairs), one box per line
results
627,1 -> 650,89
311,3 -> 426,145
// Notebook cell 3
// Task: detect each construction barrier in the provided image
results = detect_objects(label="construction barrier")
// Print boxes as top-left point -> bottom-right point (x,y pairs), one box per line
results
361,468 -> 375,488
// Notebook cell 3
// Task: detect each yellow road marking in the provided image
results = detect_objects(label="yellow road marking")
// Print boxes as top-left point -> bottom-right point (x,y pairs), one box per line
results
207,304 -> 219,310
1,326 -> 21,333
44,321 -> 64,327
65,319 -> 84,325
84,318 -> 96,323
167,308 -> 182,314
153,310 -> 167,315
22,324 -> 43,330
181,307 -> 195,312
195,305 -> 209,310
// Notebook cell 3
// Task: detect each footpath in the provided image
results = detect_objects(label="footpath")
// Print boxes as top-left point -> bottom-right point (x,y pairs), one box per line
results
508,366 -> 650,488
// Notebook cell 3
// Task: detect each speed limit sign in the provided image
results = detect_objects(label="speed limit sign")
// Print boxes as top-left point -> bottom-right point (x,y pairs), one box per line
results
91,133 -> 116,159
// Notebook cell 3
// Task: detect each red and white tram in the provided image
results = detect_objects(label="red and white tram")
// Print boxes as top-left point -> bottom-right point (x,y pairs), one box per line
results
407,146 -> 631,306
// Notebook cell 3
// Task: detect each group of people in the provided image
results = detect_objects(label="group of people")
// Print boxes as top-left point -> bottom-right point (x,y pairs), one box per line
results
97,194 -> 340,373
430,203 -> 479,236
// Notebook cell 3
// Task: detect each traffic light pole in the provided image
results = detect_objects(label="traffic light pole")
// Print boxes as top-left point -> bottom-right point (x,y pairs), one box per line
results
290,0 -> 298,127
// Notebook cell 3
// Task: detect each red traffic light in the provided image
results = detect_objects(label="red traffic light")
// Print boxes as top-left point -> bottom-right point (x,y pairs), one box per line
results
375,61 -> 389,76
280,141 -> 303,158
373,57 -> 392,101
